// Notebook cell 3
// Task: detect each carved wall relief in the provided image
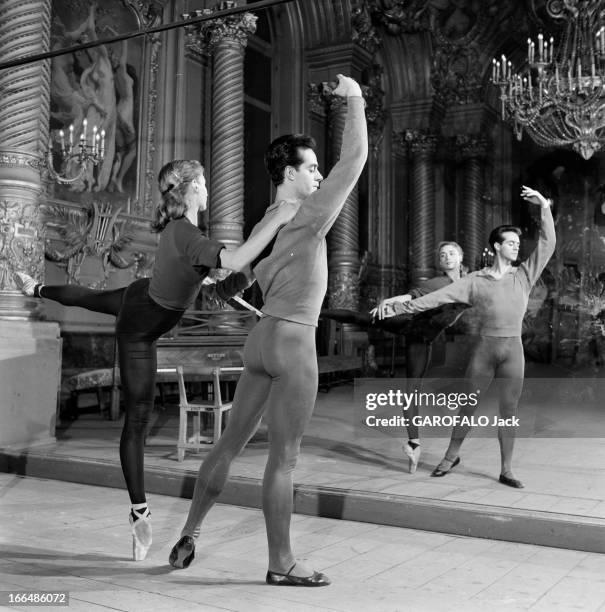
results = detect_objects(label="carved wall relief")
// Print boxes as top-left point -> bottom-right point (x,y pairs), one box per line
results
0,198 -> 45,291
44,200 -> 151,287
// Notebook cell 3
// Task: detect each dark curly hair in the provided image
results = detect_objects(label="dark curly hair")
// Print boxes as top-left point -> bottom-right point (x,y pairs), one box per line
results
488,225 -> 522,251
264,134 -> 316,187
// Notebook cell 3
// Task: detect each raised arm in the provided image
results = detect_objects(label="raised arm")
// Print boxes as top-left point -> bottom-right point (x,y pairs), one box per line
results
297,76 -> 368,237
519,185 -> 556,287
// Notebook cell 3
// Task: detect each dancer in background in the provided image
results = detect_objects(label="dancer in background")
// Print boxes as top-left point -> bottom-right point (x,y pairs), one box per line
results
370,241 -> 468,473
169,75 -> 367,587
390,186 -> 555,488
15,159 -> 298,561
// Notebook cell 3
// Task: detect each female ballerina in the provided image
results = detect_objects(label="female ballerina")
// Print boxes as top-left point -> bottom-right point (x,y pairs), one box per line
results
370,241 -> 468,472
15,159 -> 298,561
168,75 -> 368,586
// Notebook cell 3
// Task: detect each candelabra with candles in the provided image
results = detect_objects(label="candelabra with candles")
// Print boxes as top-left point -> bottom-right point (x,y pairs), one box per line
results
480,248 -> 494,269
47,119 -> 106,184
491,0 -> 605,160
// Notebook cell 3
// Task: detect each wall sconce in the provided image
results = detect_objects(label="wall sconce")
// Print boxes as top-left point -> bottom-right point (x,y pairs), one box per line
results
46,119 -> 105,184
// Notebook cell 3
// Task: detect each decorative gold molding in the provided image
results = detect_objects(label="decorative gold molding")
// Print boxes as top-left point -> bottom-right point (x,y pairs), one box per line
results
0,198 -> 45,291
362,63 -> 387,141
0,151 -> 45,172
43,200 -> 147,288
392,130 -> 410,157
124,0 -> 165,28
368,0 -> 431,35
408,132 -> 438,156
431,40 -> 483,105
123,0 -> 165,216
328,95 -> 348,116
183,3 -> 257,56
307,82 -> 342,117
306,83 -> 329,117
351,1 -> 381,54
455,134 -> 489,160
140,33 -> 162,216
328,269 -> 360,310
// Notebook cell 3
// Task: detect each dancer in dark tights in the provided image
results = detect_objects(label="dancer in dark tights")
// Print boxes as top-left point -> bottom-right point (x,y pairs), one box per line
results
168,75 -> 367,587
369,241 -> 468,473
391,186 -> 555,488
15,159 -> 298,561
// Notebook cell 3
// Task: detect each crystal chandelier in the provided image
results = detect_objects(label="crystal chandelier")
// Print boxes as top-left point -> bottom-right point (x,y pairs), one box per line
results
47,119 -> 105,184
492,0 -> 605,160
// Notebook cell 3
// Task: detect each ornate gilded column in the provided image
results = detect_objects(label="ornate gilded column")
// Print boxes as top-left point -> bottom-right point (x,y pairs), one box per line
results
186,2 -> 256,249
408,132 -> 437,284
457,135 -> 488,270
326,94 -> 361,311
0,0 -> 51,320
0,0 -> 62,449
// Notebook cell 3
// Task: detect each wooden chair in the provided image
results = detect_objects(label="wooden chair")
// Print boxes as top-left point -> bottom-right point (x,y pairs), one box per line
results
157,365 -> 243,461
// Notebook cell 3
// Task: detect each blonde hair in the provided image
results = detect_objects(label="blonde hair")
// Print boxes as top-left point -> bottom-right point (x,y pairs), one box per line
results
151,159 -> 203,232
437,241 -> 468,275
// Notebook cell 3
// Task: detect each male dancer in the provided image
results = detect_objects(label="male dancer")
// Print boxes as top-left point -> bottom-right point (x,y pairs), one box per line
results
169,75 -> 367,586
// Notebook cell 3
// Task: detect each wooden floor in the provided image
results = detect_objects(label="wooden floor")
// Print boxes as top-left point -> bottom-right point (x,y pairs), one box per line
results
2,360 -> 605,554
2,473 -> 605,611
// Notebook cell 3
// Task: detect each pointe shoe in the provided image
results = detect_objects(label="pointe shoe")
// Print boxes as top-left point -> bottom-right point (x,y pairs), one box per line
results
169,535 -> 195,569
499,473 -> 524,489
129,505 -> 152,561
403,442 -> 421,474
266,563 -> 330,587
13,272 -> 38,297
430,456 -> 460,477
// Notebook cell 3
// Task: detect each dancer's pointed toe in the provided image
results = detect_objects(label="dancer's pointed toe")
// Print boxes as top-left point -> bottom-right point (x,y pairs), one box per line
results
403,442 -> 421,474
129,505 -> 152,561
13,272 -> 38,297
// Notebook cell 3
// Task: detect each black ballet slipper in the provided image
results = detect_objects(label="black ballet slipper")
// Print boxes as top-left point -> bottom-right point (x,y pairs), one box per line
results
266,563 -> 331,587
168,535 -> 195,569
430,456 -> 460,477
499,474 -> 524,489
